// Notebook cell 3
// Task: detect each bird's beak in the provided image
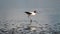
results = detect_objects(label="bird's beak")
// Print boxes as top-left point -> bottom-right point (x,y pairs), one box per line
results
37,11 -> 40,14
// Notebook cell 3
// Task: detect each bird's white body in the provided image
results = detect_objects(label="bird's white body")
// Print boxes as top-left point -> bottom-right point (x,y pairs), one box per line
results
24,10 -> 39,18
30,12 -> 36,16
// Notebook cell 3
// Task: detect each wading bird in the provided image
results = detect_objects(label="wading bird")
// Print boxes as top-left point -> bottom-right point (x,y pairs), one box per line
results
25,10 -> 37,17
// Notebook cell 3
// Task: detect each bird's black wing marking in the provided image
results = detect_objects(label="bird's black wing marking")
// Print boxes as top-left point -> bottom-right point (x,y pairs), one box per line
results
25,12 -> 32,14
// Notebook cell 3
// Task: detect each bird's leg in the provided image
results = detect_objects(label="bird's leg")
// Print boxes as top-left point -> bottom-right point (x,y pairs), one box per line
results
29,16 -> 32,26
27,15 -> 32,26
28,14 -> 30,18
30,19 -> 32,25
28,15 -> 29,18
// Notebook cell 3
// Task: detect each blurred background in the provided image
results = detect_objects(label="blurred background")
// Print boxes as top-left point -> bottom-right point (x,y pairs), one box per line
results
0,0 -> 60,33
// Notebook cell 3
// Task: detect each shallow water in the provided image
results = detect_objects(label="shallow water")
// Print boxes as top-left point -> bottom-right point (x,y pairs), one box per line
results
0,0 -> 60,34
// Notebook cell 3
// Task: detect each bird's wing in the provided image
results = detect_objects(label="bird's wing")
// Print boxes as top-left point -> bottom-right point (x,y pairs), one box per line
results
25,12 -> 32,14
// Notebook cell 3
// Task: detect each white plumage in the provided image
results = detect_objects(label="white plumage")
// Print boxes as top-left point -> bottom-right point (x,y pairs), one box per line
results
30,12 -> 36,15
25,10 -> 37,17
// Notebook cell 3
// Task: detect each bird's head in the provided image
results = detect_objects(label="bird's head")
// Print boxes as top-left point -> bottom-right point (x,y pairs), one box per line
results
34,10 -> 36,13
33,10 -> 40,14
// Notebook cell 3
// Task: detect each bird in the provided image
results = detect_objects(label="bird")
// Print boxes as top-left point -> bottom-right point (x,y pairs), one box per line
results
25,10 -> 37,17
